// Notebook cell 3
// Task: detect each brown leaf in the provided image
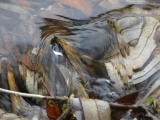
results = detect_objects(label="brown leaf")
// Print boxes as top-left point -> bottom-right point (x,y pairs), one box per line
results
7,69 -> 28,113
53,36 -> 87,84
115,91 -> 139,104
12,47 -> 36,70
40,81 -> 61,119
46,100 -> 61,119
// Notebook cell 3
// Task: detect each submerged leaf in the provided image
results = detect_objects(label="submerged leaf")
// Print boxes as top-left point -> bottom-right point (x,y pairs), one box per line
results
61,104 -> 67,111
51,36 -> 87,84
115,91 -> 139,104
145,97 -> 157,109
7,69 -> 29,113
46,100 -> 61,120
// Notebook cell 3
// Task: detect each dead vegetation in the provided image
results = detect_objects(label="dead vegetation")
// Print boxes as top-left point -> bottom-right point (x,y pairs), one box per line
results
0,0 -> 160,120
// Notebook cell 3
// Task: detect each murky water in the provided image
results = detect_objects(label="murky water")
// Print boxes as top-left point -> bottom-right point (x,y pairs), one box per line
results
0,0 -> 160,112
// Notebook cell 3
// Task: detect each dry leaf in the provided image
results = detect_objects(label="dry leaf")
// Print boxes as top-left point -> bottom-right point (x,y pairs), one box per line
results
46,100 -> 61,119
115,92 -> 139,105
7,70 -> 29,113
80,98 -> 111,120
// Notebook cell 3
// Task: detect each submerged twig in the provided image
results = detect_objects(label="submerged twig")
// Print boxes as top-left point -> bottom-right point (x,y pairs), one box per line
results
57,107 -> 71,120
39,81 -> 51,96
0,88 -> 68,101
109,102 -> 139,109
0,88 -> 145,110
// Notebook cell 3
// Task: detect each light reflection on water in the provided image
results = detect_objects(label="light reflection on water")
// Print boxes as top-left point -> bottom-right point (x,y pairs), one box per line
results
0,0 -> 119,59
0,0 -> 157,48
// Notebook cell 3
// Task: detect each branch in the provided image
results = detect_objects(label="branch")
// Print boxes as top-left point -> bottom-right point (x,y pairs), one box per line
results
0,88 -> 68,101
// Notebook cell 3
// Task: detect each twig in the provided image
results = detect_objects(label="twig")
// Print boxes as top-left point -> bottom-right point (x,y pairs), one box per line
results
39,81 -> 51,96
0,88 -> 68,101
0,88 -> 144,109
57,107 -> 71,120
109,102 -> 139,109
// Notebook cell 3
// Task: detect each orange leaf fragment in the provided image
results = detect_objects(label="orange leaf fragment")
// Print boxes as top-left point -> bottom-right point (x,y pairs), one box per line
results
46,100 -> 61,119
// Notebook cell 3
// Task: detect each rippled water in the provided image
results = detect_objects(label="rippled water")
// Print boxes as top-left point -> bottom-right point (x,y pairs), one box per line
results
0,0 -> 160,111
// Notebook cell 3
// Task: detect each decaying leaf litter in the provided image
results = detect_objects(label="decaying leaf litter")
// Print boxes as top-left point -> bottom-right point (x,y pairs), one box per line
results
0,0 -> 160,120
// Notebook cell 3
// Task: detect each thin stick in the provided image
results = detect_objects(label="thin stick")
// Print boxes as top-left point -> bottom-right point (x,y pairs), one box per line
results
109,102 -> 139,109
39,81 -> 51,96
0,88 -> 67,101
0,88 -> 143,109
57,107 -> 71,120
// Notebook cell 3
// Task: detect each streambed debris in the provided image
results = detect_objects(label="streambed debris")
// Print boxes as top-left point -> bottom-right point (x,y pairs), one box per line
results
0,88 -> 68,101
0,0 -> 160,120
0,87 -> 144,120
0,86 -> 158,119
0,87 -> 141,109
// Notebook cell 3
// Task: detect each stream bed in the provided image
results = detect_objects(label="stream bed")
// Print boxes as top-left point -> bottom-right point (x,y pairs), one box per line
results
0,0 -> 160,120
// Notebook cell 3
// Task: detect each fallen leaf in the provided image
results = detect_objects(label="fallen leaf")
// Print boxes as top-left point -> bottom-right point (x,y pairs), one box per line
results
115,91 -> 139,104
42,82 -> 61,120
46,100 -> 61,119
12,47 -> 36,70
7,69 -> 28,113
53,36 -> 87,84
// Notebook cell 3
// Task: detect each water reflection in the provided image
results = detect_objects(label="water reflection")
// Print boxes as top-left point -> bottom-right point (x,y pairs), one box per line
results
0,0 -> 157,51
0,0 -> 160,112
38,0 -> 160,98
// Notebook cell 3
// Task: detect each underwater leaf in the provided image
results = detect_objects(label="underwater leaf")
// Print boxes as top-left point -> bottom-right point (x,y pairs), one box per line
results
52,36 -> 87,84
144,97 -> 157,109
61,104 -> 67,111
7,69 -> 29,113
115,91 -> 139,104
115,88 -> 151,104
46,99 -> 61,119
153,101 -> 157,109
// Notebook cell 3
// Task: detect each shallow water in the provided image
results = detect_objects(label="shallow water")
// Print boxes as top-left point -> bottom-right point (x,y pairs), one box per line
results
0,0 -> 160,106
0,0 -> 158,52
